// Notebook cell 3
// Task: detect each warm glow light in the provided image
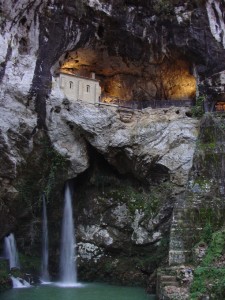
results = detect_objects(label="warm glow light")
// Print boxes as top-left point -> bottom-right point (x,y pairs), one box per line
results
102,96 -> 120,103
215,102 -> 225,111
59,48 -> 196,103
160,58 -> 196,100
102,97 -> 113,103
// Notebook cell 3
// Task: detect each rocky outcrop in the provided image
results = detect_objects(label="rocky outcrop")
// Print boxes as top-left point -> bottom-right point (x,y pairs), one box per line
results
0,95 -> 36,238
47,86 -> 199,185
1,0 -> 225,129
200,70 -> 225,112
157,266 -> 193,300
45,89 -> 199,284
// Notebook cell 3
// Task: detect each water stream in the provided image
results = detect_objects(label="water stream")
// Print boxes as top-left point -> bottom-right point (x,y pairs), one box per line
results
4,233 -> 20,270
0,186 -> 157,298
40,194 -> 50,283
10,277 -> 31,289
59,184 -> 77,286
0,283 -> 156,300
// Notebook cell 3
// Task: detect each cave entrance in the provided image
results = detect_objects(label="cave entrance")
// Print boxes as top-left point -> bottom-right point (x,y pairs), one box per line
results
56,47 -> 196,109
72,146 -> 173,284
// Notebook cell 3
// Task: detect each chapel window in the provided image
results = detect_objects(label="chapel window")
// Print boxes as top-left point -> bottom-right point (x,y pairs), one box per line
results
69,81 -> 73,89
87,85 -> 90,93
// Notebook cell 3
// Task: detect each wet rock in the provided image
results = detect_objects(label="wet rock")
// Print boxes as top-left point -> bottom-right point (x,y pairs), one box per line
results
193,242 -> 208,263
162,286 -> 189,300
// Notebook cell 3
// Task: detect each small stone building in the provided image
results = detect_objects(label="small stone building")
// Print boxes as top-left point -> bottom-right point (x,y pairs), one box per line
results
59,72 -> 101,104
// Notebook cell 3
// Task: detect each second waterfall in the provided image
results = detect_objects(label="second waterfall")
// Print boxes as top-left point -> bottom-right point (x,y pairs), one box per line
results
59,183 -> 78,286
41,194 -> 50,282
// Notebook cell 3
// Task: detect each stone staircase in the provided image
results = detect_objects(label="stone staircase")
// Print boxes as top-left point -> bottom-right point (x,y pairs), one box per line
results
117,108 -> 134,123
160,275 -> 179,288
156,268 -> 179,299
156,266 -> 191,300
168,192 -> 197,266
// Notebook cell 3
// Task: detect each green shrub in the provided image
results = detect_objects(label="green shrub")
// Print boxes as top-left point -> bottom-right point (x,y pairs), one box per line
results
191,230 -> 225,299
191,96 -> 205,118
153,0 -> 175,16
201,223 -> 213,244
0,260 -> 11,292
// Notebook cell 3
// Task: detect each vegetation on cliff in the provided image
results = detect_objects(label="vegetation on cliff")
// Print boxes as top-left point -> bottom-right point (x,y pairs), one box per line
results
191,229 -> 225,299
179,114 -> 225,299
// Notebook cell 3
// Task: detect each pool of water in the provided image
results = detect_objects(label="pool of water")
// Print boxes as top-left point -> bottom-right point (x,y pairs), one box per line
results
0,283 -> 156,300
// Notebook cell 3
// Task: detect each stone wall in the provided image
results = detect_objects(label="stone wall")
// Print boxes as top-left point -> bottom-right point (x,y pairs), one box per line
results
59,73 -> 101,104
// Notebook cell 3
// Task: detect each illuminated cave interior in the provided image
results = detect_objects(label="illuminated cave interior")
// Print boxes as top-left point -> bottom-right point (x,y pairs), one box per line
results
58,47 -> 196,104
215,102 -> 225,111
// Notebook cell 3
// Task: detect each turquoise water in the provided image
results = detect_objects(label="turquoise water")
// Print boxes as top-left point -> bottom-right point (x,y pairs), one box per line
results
0,283 -> 156,300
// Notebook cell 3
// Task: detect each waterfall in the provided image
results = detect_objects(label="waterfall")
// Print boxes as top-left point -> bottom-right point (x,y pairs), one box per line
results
11,276 -> 31,288
59,184 -> 77,286
4,233 -> 20,269
41,194 -> 50,283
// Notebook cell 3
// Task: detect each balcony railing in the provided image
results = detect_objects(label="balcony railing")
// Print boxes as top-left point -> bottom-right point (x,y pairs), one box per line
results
99,99 -> 195,110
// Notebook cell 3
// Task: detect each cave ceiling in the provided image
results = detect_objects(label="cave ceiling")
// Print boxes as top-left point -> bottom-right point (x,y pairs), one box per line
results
59,47 -> 196,101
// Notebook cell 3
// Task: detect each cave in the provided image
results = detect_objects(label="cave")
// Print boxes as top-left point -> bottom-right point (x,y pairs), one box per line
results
56,47 -> 196,108
69,147 -> 173,285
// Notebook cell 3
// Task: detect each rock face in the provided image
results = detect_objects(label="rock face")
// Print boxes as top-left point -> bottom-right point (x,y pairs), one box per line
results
169,114 -> 225,266
0,96 -> 36,238
1,0 -> 225,128
47,94 -> 199,186
45,96 -> 199,283
0,0 -> 225,288
60,48 -> 196,102
45,90 -> 199,283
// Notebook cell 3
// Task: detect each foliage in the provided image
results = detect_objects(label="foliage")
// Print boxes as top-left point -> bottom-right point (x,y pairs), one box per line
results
16,135 -> 68,211
133,236 -> 170,270
152,0 -> 205,17
0,261 -> 9,278
191,96 -> 205,118
191,267 -> 225,299
103,181 -> 172,217
201,223 -> 213,244
184,204 -> 224,250
191,177 -> 211,192
0,260 -> 11,292
153,0 -> 173,16
201,231 -> 225,266
19,253 -> 41,274
190,230 -> 225,299
197,140 -> 216,151
43,146 -> 68,200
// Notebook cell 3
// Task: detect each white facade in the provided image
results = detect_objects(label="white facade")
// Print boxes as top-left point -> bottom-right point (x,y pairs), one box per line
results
59,73 -> 101,104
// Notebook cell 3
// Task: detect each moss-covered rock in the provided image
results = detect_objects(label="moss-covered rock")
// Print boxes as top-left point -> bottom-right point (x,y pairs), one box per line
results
73,153 -> 173,286
170,114 -> 225,265
191,229 -> 225,299
0,260 -> 11,292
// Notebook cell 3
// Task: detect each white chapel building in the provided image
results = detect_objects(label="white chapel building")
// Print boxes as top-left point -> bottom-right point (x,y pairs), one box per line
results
59,72 -> 101,104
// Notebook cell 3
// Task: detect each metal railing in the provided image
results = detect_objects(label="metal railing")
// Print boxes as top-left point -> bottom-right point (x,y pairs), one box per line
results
98,99 -> 195,110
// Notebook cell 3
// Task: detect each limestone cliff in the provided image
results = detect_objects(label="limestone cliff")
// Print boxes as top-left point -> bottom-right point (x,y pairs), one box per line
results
0,0 -> 225,290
